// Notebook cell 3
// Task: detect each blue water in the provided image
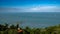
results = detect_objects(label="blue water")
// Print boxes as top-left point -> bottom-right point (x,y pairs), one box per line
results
0,12 -> 60,28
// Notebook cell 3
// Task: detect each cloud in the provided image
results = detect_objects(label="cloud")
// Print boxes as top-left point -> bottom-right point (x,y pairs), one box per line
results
0,6 -> 60,12
25,6 -> 60,12
0,7 -> 23,12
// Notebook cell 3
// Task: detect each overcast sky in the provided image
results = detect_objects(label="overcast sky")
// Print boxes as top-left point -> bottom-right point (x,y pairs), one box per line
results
0,0 -> 60,12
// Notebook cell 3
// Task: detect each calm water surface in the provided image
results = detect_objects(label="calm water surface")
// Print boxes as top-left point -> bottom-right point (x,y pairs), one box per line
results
0,12 -> 60,28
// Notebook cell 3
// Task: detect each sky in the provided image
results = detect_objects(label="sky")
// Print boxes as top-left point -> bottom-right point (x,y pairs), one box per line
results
0,0 -> 60,12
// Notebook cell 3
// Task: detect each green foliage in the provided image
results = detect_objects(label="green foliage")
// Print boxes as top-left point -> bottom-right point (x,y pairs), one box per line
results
0,23 -> 60,34
10,24 -> 15,29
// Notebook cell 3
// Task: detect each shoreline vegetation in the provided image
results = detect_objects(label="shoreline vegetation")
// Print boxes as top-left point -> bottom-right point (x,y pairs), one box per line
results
0,23 -> 60,34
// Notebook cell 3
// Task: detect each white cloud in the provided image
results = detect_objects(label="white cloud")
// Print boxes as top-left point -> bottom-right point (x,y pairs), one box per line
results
0,6 -> 60,12
25,6 -> 59,12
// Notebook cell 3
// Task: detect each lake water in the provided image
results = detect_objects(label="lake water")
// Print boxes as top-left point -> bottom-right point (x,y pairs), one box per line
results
0,12 -> 60,28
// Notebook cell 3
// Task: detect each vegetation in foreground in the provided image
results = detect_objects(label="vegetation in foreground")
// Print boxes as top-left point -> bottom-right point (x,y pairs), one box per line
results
0,23 -> 60,34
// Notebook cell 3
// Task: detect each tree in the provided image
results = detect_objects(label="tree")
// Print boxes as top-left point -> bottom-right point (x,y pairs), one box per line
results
10,24 -> 15,29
